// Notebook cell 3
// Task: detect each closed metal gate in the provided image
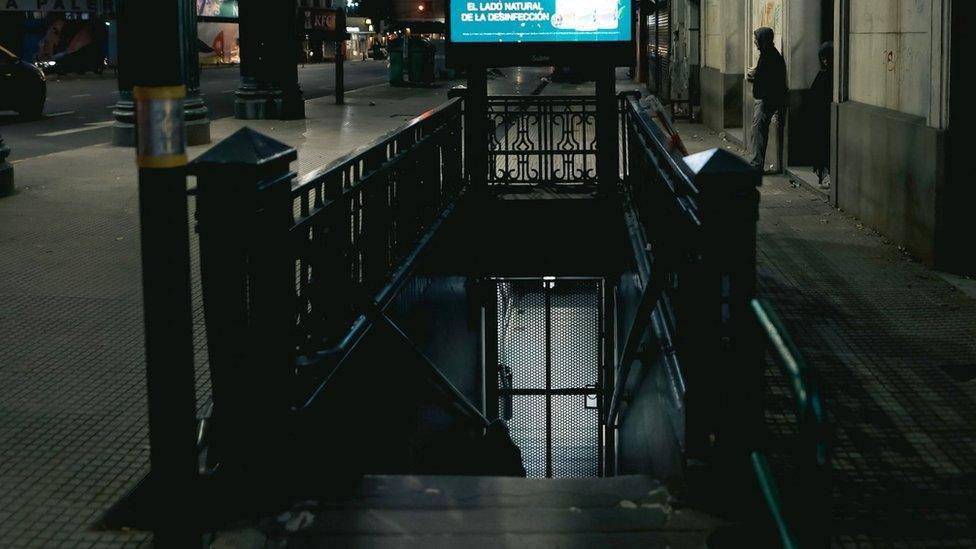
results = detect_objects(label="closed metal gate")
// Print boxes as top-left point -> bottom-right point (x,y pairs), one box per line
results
491,278 -> 604,478
647,0 -> 671,100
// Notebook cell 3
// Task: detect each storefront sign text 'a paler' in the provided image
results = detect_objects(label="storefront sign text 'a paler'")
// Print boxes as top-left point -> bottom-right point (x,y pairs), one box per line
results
1,0 -> 115,12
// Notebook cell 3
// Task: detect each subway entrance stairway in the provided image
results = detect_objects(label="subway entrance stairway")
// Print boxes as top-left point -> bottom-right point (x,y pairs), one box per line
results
105,91 -> 826,547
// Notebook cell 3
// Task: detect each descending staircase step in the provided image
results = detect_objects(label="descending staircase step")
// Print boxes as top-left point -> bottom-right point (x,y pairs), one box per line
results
284,532 -> 711,548
215,475 -> 725,548
341,474 -> 670,509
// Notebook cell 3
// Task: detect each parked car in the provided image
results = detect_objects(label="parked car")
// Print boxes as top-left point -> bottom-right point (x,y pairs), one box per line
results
368,44 -> 389,60
36,42 -> 106,75
0,44 -> 47,118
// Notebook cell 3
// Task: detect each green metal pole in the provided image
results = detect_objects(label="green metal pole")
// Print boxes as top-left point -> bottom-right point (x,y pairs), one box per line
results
111,0 -> 135,146
182,0 -> 211,144
128,0 -> 201,545
236,0 -> 304,119
113,0 -> 210,146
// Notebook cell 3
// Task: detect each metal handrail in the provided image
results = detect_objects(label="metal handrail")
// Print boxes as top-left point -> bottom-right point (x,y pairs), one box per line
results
750,297 -> 830,548
284,98 -> 484,428
622,95 -> 700,209
294,97 -> 463,194
297,199 -> 459,404
288,98 -> 464,359
606,97 -> 699,425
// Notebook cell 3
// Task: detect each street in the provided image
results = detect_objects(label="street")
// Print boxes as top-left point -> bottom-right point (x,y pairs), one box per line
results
0,60 -> 389,162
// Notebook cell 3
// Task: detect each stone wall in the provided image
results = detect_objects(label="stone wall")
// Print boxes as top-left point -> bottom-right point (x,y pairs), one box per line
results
702,67 -> 743,130
835,101 -> 943,264
848,0 -> 931,119
701,0 -> 744,130
831,0 -> 960,268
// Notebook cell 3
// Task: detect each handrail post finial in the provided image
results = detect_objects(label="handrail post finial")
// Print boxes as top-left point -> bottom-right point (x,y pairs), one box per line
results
189,128 -> 298,479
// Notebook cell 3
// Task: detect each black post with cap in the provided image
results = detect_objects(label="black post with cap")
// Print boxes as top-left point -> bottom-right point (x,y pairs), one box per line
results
128,0 -> 202,545
188,128 -> 298,484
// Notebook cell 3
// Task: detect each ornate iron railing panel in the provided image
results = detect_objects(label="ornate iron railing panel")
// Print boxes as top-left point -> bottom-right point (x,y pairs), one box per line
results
289,98 -> 465,357
485,94 -> 636,187
486,95 -> 599,186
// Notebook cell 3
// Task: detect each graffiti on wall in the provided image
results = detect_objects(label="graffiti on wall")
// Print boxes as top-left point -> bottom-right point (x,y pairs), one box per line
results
751,0 -> 782,64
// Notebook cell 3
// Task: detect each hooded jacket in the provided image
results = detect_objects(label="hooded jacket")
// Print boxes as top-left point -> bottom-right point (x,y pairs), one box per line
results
751,27 -> 787,103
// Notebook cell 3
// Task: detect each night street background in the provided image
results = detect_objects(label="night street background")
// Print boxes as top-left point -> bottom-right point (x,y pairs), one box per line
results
0,60 -> 388,161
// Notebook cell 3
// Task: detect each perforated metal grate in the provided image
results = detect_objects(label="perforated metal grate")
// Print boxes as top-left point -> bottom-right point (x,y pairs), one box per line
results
550,280 -> 601,390
494,278 -> 603,478
551,394 -> 601,478
504,394 -> 548,478
498,283 -> 547,390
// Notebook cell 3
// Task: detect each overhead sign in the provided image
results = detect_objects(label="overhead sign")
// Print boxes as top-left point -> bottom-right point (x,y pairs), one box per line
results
303,8 -> 338,32
299,7 -> 349,41
197,0 -> 237,18
450,0 -> 631,43
0,0 -> 114,11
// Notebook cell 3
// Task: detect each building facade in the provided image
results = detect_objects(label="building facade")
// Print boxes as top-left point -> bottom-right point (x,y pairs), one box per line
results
686,0 -> 971,273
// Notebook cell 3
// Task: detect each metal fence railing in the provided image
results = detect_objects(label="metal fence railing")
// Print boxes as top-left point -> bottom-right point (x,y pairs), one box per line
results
187,97 -> 478,482
290,98 -> 465,356
485,94 -> 635,187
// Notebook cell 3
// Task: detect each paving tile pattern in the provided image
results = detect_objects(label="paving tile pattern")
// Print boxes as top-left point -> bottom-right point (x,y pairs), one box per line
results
678,124 -> 976,547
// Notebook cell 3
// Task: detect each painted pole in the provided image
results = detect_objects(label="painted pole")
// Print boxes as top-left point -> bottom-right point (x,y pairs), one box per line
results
128,0 -> 202,544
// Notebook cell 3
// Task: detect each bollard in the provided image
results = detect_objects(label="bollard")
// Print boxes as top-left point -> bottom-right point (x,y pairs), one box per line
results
679,147 -> 762,468
189,128 -> 298,481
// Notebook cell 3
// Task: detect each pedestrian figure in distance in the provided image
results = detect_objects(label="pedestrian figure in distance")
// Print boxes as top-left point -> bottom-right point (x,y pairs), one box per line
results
808,42 -> 833,187
747,27 -> 787,173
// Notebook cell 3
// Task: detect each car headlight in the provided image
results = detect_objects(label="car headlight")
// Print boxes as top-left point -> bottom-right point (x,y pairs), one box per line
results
30,63 -> 46,81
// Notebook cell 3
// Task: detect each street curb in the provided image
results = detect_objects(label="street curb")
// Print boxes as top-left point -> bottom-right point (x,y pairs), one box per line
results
785,167 -> 829,201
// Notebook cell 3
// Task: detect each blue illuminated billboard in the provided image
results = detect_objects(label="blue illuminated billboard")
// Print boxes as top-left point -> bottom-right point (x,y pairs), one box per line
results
450,0 -> 631,43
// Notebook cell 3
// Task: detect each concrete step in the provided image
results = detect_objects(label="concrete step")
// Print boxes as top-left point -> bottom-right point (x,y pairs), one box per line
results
214,475 -> 726,548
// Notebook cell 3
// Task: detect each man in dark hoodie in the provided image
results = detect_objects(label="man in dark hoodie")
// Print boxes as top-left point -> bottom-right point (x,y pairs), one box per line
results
747,27 -> 787,172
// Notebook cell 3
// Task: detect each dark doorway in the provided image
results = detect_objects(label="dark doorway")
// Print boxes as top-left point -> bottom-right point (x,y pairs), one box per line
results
490,278 -> 605,478
784,0 -> 836,191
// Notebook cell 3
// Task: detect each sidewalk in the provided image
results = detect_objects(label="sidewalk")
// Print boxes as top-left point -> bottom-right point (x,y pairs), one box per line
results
675,123 -> 976,547
0,73 -> 546,548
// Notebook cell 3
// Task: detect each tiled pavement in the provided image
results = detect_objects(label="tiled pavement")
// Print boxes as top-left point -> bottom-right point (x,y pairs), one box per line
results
677,123 -> 976,547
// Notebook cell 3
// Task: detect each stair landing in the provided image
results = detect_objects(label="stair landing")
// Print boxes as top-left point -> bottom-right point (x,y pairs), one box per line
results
213,475 -> 725,548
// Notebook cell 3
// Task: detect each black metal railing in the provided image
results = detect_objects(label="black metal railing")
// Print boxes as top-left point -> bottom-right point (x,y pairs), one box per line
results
189,97 -> 482,478
485,94 -> 634,187
487,95 -> 597,185
290,98 -> 465,355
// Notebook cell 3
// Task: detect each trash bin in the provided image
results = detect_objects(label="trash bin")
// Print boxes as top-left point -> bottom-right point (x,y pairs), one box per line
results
406,37 -> 435,85
388,37 -> 404,85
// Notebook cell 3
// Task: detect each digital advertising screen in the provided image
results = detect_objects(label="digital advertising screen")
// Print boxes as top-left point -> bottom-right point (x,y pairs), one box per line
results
449,0 -> 631,44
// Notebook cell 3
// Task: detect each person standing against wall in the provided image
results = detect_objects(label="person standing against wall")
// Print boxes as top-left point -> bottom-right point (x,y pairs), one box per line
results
808,42 -> 833,187
746,27 -> 787,172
